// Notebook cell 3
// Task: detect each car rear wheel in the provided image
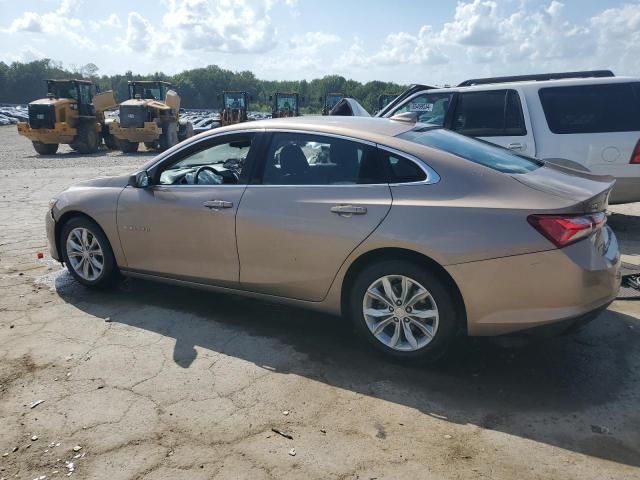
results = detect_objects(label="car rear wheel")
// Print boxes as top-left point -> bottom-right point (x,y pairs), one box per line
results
349,260 -> 459,361
61,217 -> 117,288
32,141 -> 58,155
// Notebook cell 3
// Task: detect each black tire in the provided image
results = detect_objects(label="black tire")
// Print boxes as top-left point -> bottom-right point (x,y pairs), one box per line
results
103,132 -> 118,150
159,121 -> 178,151
116,138 -> 139,153
32,141 -> 58,155
144,141 -> 157,150
73,122 -> 99,154
60,216 -> 118,288
348,260 -> 460,362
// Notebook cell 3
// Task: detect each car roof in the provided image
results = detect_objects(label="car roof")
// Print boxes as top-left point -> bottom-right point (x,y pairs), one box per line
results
216,116 -> 415,142
420,76 -> 640,93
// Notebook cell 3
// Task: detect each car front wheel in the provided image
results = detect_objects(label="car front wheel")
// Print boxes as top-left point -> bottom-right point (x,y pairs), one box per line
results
60,217 -> 117,288
349,260 -> 459,362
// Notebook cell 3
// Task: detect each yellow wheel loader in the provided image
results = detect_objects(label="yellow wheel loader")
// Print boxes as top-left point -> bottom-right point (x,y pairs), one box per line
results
320,93 -> 344,115
109,81 -> 193,153
219,91 -> 250,127
270,92 -> 303,118
17,79 -> 117,155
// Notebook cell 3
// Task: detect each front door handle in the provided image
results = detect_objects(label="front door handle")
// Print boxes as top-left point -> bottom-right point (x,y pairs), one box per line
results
330,205 -> 367,216
203,200 -> 233,209
508,142 -> 526,151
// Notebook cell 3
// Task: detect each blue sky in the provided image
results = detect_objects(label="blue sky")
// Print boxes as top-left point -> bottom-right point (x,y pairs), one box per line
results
1,0 -> 639,84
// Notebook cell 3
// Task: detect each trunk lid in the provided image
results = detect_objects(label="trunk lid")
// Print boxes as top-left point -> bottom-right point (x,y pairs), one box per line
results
512,162 -> 615,213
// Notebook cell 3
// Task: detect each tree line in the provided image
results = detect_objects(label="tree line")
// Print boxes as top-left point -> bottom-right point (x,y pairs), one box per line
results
0,59 -> 406,113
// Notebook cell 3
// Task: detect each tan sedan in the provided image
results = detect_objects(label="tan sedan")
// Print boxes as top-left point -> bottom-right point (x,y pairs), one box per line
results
46,116 -> 621,360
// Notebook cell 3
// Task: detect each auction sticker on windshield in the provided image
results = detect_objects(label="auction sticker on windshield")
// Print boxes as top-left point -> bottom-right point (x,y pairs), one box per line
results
410,102 -> 434,112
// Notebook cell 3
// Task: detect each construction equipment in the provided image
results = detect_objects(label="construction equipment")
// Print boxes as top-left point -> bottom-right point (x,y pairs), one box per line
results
109,81 -> 193,153
17,79 -> 117,155
377,94 -> 398,113
270,93 -> 303,118
320,93 -> 343,115
219,91 -> 250,126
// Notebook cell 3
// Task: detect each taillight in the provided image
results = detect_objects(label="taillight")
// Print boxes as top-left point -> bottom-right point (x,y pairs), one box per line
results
630,140 -> 640,164
528,212 -> 606,248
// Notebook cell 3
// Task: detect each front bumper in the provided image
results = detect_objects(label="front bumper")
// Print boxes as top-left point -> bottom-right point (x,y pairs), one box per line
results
45,209 -> 60,261
109,121 -> 162,142
17,122 -> 77,144
448,226 -> 621,336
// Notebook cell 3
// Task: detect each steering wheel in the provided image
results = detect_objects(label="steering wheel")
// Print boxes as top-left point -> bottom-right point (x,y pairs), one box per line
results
193,166 -> 220,185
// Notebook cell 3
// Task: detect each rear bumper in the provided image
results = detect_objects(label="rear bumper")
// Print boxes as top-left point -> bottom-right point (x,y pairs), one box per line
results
448,226 -> 621,336
109,121 -> 162,142
609,176 -> 640,204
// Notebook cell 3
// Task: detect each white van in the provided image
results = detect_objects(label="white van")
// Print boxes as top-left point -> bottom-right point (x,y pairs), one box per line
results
379,71 -> 640,204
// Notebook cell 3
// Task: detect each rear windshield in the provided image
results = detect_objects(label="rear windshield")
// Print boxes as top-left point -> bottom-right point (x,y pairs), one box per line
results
539,82 -> 640,134
397,127 -> 542,174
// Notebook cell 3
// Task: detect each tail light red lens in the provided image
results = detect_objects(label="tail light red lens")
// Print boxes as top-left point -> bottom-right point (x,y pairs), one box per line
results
630,140 -> 640,164
528,212 -> 606,248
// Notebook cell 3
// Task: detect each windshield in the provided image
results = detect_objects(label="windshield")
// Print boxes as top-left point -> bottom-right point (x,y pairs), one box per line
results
397,127 -> 543,174
131,83 -> 167,101
224,93 -> 246,109
276,95 -> 297,110
48,81 -> 77,100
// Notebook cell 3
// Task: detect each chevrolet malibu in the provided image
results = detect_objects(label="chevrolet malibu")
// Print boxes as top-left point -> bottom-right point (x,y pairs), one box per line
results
46,116 -> 621,361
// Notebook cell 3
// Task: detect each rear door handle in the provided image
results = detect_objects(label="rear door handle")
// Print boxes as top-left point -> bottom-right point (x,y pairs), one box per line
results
508,142 -> 526,151
330,205 -> 367,215
203,200 -> 233,209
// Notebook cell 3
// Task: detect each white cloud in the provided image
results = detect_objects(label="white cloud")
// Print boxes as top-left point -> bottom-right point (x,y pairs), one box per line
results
3,0 -> 95,49
288,32 -> 340,55
160,0 -> 278,54
125,12 -> 154,51
90,13 -> 122,32
336,1 -> 640,80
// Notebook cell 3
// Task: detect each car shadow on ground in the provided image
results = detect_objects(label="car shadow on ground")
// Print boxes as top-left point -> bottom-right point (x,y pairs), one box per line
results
54,272 -> 640,468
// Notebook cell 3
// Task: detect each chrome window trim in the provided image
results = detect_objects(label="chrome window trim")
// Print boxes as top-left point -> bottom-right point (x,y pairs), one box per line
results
252,128 -> 439,188
144,126 -> 440,189
147,128 -> 266,171
377,145 -> 441,186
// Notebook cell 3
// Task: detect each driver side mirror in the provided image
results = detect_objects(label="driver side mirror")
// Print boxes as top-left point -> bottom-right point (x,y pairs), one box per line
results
128,171 -> 151,188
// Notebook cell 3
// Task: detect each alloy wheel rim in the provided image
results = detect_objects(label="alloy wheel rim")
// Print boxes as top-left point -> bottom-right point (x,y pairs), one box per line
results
362,275 -> 439,352
66,227 -> 104,281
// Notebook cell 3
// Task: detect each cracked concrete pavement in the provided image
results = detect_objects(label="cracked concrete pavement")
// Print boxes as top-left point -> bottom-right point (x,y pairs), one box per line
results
0,126 -> 639,479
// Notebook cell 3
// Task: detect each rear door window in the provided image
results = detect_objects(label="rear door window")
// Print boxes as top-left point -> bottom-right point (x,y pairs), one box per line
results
451,89 -> 526,137
539,82 -> 640,134
379,151 -> 427,183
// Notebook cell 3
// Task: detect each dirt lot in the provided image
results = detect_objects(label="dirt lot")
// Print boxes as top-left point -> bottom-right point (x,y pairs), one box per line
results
0,125 -> 639,480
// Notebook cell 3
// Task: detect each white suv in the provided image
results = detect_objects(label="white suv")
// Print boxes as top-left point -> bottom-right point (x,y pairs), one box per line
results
378,71 -> 640,204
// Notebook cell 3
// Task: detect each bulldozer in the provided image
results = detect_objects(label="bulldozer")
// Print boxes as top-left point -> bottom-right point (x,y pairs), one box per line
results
219,91 -> 250,126
270,92 -> 303,118
320,93 -> 343,115
17,79 -> 117,155
109,81 -> 193,153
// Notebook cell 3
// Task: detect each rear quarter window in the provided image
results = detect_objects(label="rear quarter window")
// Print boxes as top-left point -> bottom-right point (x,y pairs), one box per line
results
539,82 -> 640,134
397,128 -> 542,174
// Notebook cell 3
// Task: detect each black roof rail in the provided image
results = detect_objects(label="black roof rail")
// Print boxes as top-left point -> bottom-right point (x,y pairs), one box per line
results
457,70 -> 615,87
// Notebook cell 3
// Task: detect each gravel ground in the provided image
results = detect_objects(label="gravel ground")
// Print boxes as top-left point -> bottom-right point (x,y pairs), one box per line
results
1,125 -> 639,480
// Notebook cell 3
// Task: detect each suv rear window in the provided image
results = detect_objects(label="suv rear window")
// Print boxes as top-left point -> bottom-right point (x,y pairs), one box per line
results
397,128 -> 542,174
539,82 -> 640,134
